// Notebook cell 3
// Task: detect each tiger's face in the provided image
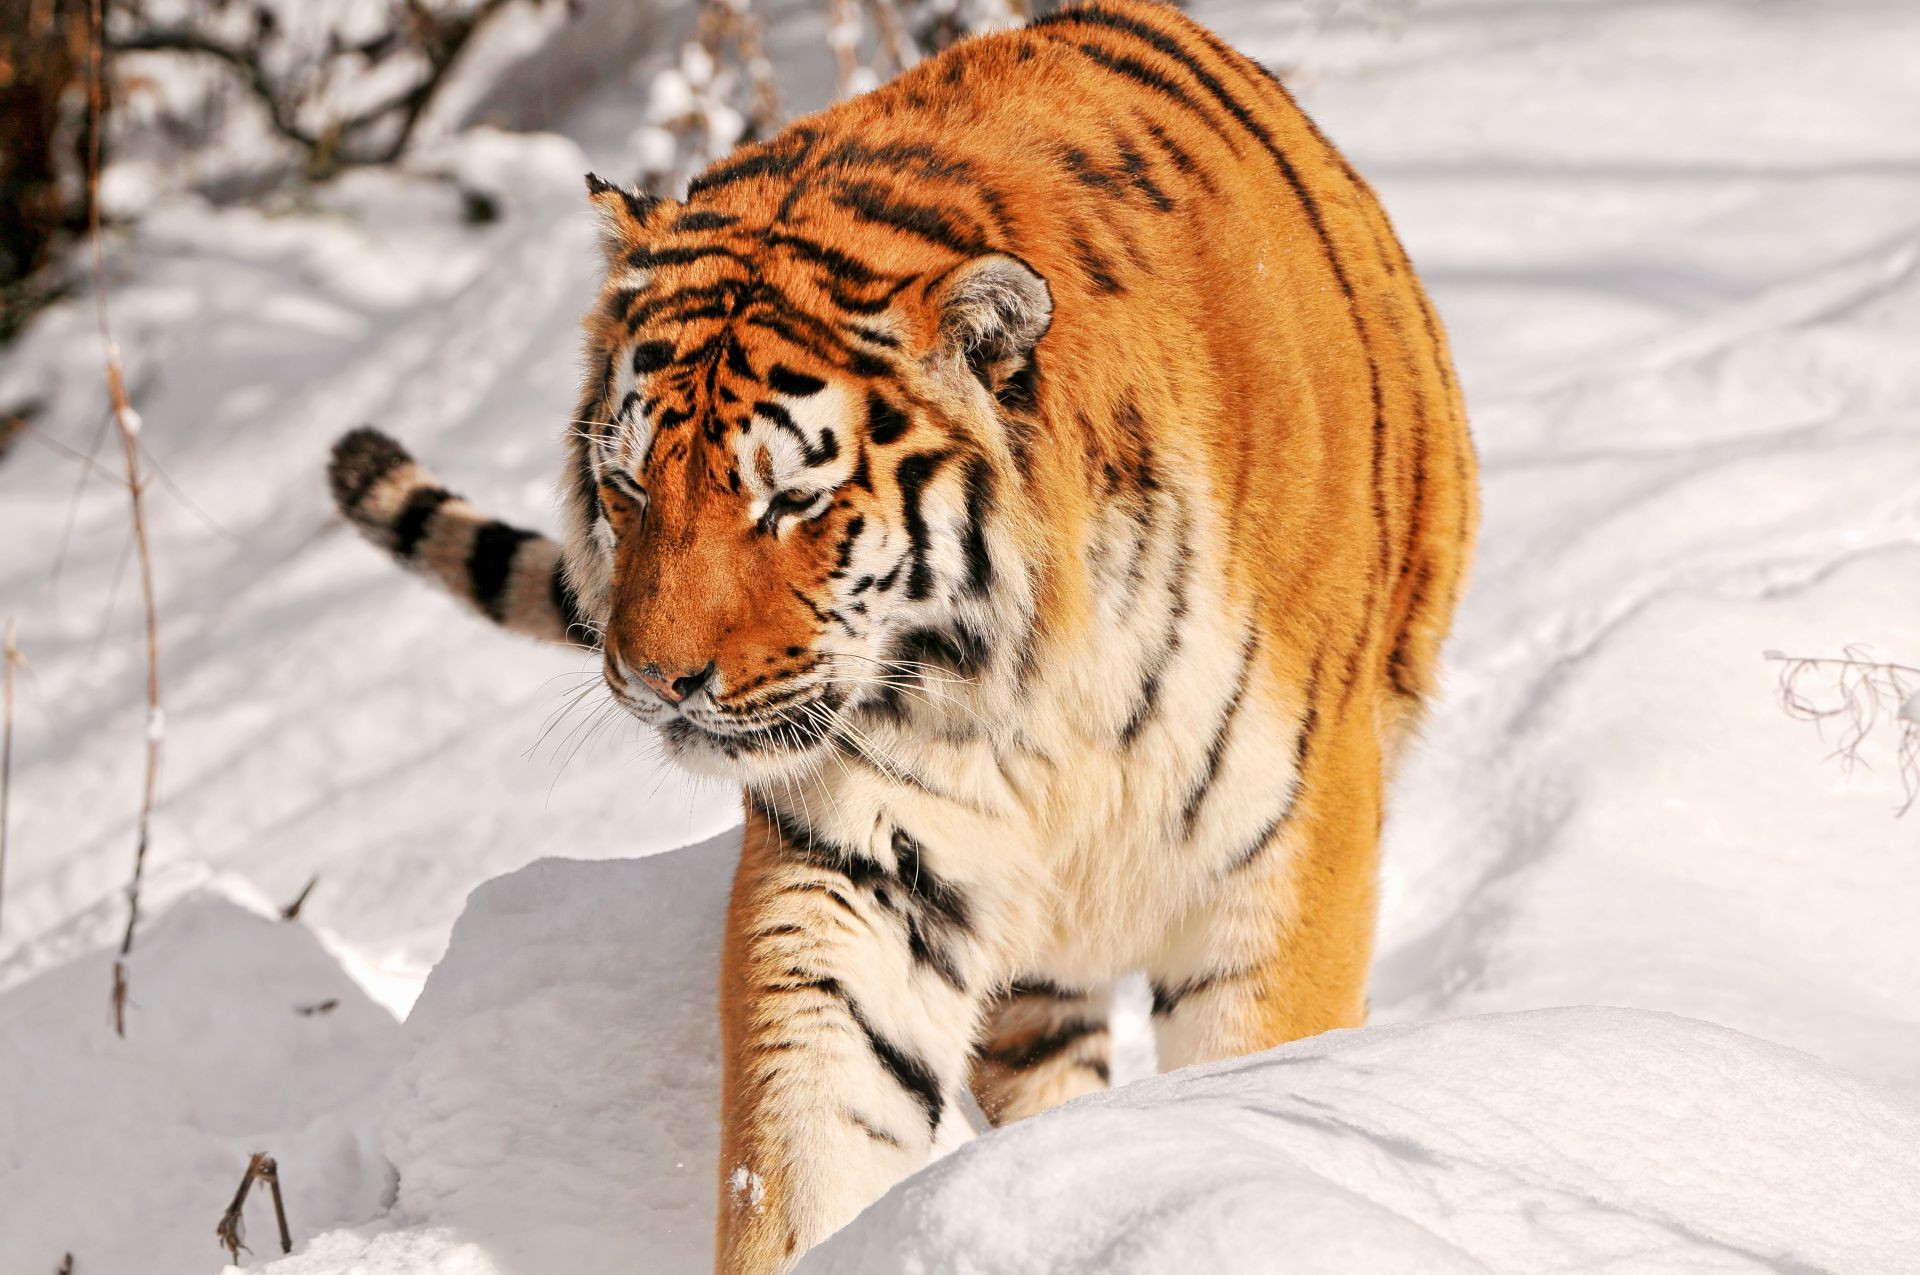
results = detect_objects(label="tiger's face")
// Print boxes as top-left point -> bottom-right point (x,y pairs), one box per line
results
566,178 -> 1051,781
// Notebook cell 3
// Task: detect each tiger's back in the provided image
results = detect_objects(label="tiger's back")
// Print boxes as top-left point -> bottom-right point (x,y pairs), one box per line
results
327,5 -> 1475,1271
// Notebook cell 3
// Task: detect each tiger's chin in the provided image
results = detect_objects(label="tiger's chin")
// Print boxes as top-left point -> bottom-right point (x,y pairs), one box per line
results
657,714 -> 835,783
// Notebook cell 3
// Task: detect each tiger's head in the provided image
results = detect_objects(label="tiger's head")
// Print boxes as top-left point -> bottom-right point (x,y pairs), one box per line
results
562,173 -> 1052,780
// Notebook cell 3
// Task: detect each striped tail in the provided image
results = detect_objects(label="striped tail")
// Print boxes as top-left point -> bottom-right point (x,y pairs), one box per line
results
327,427 -> 598,648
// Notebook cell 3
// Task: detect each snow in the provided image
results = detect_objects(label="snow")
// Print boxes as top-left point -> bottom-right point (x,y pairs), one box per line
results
0,882 -> 400,1275
805,1008 -> 1920,1275
3,0 -> 1919,1272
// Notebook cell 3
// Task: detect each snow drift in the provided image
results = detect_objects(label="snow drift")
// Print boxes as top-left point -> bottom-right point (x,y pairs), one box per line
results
805,1008 -> 1920,1275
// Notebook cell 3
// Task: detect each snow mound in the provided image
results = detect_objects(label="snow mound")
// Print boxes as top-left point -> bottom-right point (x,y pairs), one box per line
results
0,885 -> 400,1275
802,1009 -> 1920,1275
269,832 -> 736,1274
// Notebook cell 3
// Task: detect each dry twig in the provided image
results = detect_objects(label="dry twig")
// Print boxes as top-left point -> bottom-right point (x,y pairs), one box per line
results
215,1152 -> 293,1263
87,0 -> 163,1038
279,875 -> 318,921
1767,646 -> 1920,816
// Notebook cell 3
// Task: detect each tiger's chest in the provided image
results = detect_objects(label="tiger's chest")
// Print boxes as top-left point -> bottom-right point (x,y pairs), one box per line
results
815,613 -> 1303,982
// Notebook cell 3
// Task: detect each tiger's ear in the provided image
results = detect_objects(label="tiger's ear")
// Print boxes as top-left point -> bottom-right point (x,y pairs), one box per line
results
931,253 -> 1053,392
584,172 -> 663,269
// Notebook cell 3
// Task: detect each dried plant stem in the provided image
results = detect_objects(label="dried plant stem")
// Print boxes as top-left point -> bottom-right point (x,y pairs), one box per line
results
0,620 -> 15,941
87,0 -> 163,1038
215,1153 -> 293,1262
279,875 -> 318,921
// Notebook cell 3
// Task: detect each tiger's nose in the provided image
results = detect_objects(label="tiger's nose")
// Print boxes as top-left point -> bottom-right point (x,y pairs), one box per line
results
634,660 -> 716,705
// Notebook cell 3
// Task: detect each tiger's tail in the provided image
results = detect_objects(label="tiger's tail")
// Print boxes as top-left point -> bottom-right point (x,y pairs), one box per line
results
327,427 -> 597,649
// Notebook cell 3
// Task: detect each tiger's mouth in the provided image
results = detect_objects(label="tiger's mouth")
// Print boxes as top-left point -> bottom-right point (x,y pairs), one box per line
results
645,689 -> 844,777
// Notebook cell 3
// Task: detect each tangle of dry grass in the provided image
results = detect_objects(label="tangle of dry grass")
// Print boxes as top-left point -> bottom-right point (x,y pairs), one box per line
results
1767,646 -> 1920,817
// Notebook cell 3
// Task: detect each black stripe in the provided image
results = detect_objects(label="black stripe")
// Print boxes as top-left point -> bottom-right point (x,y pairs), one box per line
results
780,880 -> 861,921
571,435 -> 601,536
1074,233 -> 1124,295
891,829 -> 971,933
391,486 -> 451,559
815,137 -> 979,186
848,999 -> 944,1135
845,1109 -> 903,1148
1045,37 -> 1241,157
906,921 -> 966,992
1005,978 -> 1091,1002
867,394 -> 911,445
769,364 -> 827,397
551,564 -> 596,648
603,284 -> 641,322
629,337 -> 675,374
1221,804 -> 1291,875
765,231 -> 891,287
1179,633 -> 1258,838
1061,145 -> 1124,198
985,1019 -> 1105,1070
1150,973 -> 1221,1017
752,793 -> 881,883
1118,142 -> 1176,212
726,335 -> 757,380
848,326 -> 902,351
740,311 -> 844,366
1120,508 -> 1192,745
834,515 -> 866,572
685,130 -> 814,197
896,450 -> 951,601
830,179 -> 990,256
891,625 -> 989,680
467,521 -> 536,621
626,244 -> 754,272
671,209 -> 738,232
1139,116 -> 1214,192
960,459 -> 995,595
1388,560 -> 1433,698
753,401 -> 837,466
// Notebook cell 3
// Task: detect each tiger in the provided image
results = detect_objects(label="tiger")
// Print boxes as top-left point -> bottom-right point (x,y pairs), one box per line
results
326,2 -> 1476,1270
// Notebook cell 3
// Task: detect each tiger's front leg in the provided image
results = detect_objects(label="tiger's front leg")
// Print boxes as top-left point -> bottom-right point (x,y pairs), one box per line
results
716,798 -> 987,1275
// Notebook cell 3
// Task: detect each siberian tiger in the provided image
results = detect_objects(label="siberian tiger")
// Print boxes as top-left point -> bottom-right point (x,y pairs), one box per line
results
327,2 -> 1476,1269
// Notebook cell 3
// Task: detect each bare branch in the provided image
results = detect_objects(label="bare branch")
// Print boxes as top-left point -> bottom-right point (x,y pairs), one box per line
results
1766,647 -> 1920,816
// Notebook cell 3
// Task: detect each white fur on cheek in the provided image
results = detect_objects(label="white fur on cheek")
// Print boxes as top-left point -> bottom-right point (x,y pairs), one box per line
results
732,381 -> 858,512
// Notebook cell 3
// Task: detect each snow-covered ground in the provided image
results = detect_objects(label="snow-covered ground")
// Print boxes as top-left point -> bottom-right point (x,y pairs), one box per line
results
2,1 -> 1918,1271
